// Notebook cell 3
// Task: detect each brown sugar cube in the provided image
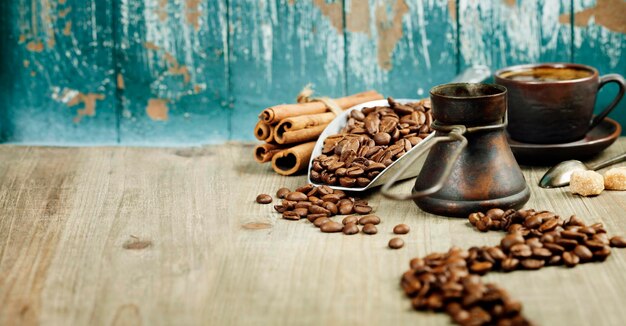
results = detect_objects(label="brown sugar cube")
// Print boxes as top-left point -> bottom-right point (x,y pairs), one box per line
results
570,170 -> 604,196
604,167 -> 626,190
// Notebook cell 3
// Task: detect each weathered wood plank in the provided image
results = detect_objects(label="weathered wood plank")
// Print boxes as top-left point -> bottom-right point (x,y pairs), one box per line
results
228,0 -> 346,141
459,0 -> 572,72
116,0 -> 230,145
345,0 -> 458,98
569,0 -> 626,131
1,140 -> 626,324
0,0 -> 118,144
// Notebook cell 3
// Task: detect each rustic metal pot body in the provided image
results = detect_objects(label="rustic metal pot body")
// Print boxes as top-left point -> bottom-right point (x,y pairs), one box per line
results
412,83 -> 530,217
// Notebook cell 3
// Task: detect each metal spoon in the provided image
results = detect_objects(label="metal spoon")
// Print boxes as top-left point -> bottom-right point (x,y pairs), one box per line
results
539,153 -> 626,188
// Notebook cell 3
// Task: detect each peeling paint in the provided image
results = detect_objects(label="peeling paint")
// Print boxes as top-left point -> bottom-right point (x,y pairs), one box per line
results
62,21 -> 72,36
117,73 -> 125,90
560,0 -> 626,33
375,0 -> 409,70
146,99 -> 169,121
312,0 -> 344,33
346,0 -> 371,35
186,0 -> 201,31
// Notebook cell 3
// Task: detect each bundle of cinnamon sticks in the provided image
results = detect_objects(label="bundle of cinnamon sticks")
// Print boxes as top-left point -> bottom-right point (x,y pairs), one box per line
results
253,90 -> 384,176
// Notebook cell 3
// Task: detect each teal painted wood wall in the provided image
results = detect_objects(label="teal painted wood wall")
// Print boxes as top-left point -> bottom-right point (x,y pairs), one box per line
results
1,0 -> 625,145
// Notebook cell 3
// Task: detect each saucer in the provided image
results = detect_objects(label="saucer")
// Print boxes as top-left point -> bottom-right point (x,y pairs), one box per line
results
507,117 -> 621,165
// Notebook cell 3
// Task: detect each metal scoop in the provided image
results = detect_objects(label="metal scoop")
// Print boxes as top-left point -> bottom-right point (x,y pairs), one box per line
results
538,153 -> 626,188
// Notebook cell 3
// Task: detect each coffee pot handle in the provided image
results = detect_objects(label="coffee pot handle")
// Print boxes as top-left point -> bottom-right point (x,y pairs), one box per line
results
381,126 -> 468,201
589,74 -> 626,130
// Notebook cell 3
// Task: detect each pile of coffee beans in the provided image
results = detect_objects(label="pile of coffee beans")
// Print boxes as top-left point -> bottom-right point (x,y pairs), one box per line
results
310,98 -> 433,187
402,208 -> 626,325
257,184 -> 386,235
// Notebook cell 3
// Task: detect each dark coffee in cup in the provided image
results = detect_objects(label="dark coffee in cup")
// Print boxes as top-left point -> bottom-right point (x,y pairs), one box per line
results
495,63 -> 625,144
499,67 -> 592,82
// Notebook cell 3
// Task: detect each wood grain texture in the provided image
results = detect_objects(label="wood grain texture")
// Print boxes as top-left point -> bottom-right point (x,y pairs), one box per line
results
228,0 -> 346,141
345,0 -> 458,98
116,0 -> 231,145
571,0 -> 626,134
0,0 -> 118,144
1,140 -> 626,325
459,0 -> 572,71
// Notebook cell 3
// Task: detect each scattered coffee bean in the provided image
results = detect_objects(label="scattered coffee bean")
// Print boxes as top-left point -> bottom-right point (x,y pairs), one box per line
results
343,223 -> 359,235
362,223 -> 378,235
313,217 -> 331,227
393,224 -> 410,234
276,187 -> 290,199
610,236 -> 626,248
282,211 -> 300,220
320,221 -> 343,233
256,194 -> 272,204
359,215 -> 381,225
306,213 -> 327,223
342,215 -> 359,225
354,204 -> 373,215
285,191 -> 307,201
402,207 -> 626,325
389,237 -> 404,249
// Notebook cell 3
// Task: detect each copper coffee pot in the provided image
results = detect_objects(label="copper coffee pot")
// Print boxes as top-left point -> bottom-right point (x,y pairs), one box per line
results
382,83 -> 530,217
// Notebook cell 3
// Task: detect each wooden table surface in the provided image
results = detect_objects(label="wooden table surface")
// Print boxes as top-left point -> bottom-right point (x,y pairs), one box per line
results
1,139 -> 626,326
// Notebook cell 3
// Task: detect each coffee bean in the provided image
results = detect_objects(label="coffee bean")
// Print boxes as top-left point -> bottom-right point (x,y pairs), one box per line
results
281,199 -> 296,210
313,217 -> 331,227
593,246 -> 612,261
502,257 -> 520,272
308,196 -> 323,205
523,214 -> 542,229
521,259 -> 544,270
362,223 -> 378,234
256,194 -> 272,204
274,205 -> 287,213
342,215 -> 359,225
610,236 -> 626,248
475,219 -> 491,232
309,205 -> 330,216
556,238 -> 578,249
306,213 -> 327,222
532,247 -> 552,259
322,201 -> 338,215
486,247 -> 507,261
547,255 -> 562,265
343,222 -> 359,235
353,204 -> 372,215
566,214 -> 586,227
338,202 -> 354,215
320,221 -> 343,233
294,201 -> 312,209
282,211 -> 300,220
501,234 -> 524,251
285,191 -> 307,201
510,244 -> 532,258
359,215 -> 381,225
468,212 -> 484,226
393,224 -> 410,234
574,245 -> 593,261
563,251 -> 579,267
538,218 -> 558,232
389,237 -> 405,249
561,230 -> 587,241
339,177 -> 356,187
276,187 -> 290,199
543,243 -> 565,254
469,261 -> 493,275
593,233 -> 610,245
293,207 -> 309,218
295,184 -> 314,194
525,237 -> 543,249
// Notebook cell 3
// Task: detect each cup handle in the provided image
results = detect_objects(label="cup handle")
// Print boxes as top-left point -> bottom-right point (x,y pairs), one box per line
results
589,74 -> 626,130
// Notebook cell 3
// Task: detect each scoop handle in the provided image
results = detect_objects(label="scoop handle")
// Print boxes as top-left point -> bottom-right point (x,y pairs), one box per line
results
590,152 -> 626,171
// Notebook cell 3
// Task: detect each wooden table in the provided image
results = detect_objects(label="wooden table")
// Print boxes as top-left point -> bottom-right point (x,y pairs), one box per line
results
1,139 -> 626,325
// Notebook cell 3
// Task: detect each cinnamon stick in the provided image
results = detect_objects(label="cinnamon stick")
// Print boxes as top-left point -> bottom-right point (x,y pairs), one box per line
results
253,143 -> 285,163
253,120 -> 275,142
260,90 -> 384,124
271,141 -> 316,176
274,124 -> 328,145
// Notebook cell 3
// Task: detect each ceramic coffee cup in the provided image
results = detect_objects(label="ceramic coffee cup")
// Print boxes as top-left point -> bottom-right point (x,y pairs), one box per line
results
495,63 -> 625,144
